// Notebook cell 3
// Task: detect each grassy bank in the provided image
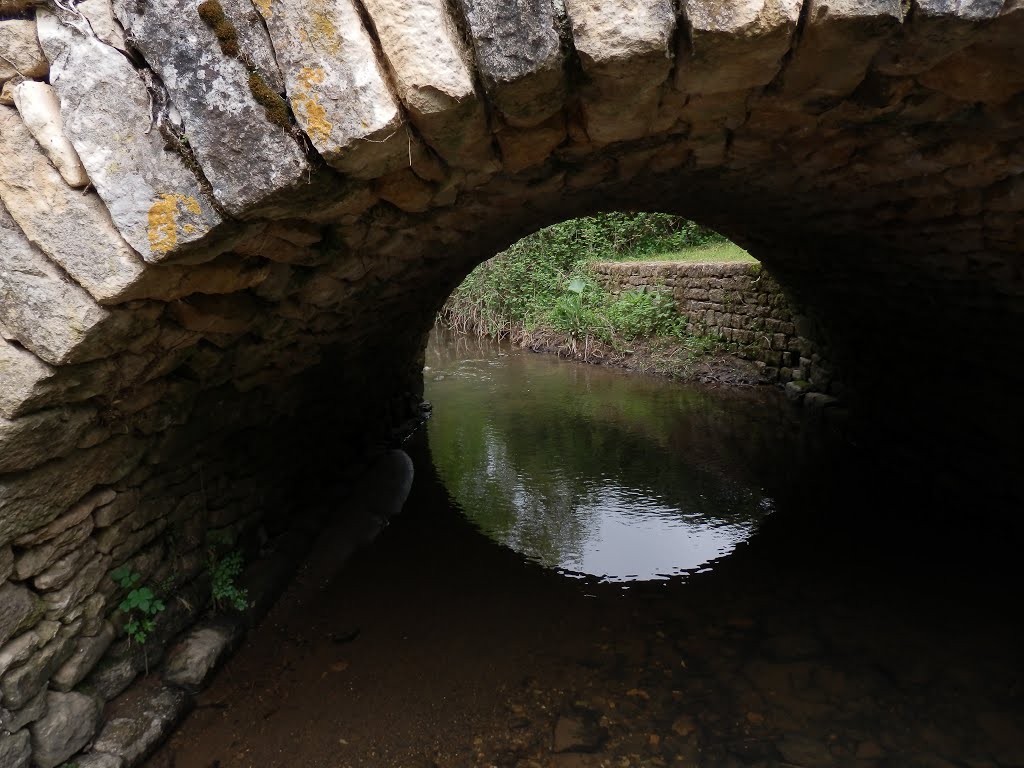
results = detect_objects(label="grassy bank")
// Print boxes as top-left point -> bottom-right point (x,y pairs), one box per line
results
438,214 -> 763,383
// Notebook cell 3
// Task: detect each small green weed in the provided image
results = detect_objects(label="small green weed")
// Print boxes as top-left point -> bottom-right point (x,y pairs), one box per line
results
209,550 -> 249,612
111,565 -> 165,646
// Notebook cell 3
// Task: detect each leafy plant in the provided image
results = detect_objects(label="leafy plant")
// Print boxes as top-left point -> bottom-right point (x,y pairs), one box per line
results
209,550 -> 249,612
605,289 -> 686,340
111,565 -> 165,646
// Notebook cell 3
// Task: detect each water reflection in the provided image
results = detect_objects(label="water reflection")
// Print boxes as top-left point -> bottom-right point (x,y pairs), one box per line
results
425,329 -> 795,582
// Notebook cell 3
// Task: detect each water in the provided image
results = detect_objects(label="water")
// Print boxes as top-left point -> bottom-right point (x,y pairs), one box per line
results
147,330 -> 1024,768
425,330 -> 785,582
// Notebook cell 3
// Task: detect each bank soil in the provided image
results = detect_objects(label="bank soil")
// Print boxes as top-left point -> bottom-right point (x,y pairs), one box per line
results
517,330 -> 769,387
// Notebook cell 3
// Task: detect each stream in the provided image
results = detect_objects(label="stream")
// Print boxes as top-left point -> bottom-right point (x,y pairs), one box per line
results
146,330 -> 1024,768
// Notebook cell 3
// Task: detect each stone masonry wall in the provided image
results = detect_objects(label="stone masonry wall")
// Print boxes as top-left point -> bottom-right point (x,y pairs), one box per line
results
592,261 -> 836,393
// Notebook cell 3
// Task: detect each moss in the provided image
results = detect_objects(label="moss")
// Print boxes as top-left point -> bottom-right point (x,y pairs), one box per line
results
197,0 -> 240,58
248,71 -> 292,130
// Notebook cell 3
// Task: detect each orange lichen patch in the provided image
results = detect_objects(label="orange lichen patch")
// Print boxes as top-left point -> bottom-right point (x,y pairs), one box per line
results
293,66 -> 332,145
148,193 -> 203,257
252,0 -> 272,18
305,0 -> 341,55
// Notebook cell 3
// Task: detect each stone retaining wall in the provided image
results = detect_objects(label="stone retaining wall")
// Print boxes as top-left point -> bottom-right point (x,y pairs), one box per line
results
591,261 -> 836,393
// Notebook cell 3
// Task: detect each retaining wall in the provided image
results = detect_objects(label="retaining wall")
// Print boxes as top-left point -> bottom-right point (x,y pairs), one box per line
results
592,261 -> 837,393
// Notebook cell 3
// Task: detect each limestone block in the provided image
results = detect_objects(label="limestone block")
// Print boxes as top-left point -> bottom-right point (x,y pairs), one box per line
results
40,553 -> 109,619
362,0 -> 494,167
37,12 -> 224,262
495,113 -> 567,173
777,0 -> 904,105
10,80 -> 88,187
0,21 -> 47,85
0,546 -> 10,582
0,202 -> 158,365
0,583 -> 40,648
455,0 -> 565,126
33,539 -> 99,592
678,0 -> 801,94
92,685 -> 190,765
0,107 -> 150,304
50,621 -> 115,691
163,619 -> 239,692
75,593 -> 108,637
0,406 -> 96,474
0,730 -> 30,768
0,340 -> 131,423
77,0 -> 130,53
29,691 -> 100,768
12,519 -> 93,582
0,622 -> 58,678
0,687 -> 47,733
93,490 -> 140,529
566,0 -> 676,142
873,0 -> 1003,75
75,753 -> 125,768
112,0 -> 308,215
256,0 -> 405,178
14,488 -> 113,551
210,0 -> 287,92
916,8 -> 1024,104
82,649 -> 141,702
0,436 -> 145,549
169,293 -> 261,334
372,168 -> 437,213
2,628 -> 77,709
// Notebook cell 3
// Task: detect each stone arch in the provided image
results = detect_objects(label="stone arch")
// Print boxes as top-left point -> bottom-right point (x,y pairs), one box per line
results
0,0 -> 1022,763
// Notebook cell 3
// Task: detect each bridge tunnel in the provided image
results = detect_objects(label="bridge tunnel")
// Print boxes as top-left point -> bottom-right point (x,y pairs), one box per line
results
0,0 -> 1022,762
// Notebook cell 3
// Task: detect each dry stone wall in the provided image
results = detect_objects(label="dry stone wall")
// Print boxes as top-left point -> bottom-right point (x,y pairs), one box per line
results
1,0 -> 1023,764
591,261 -> 835,392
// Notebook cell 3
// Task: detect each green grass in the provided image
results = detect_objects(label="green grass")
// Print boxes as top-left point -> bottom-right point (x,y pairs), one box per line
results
439,213 -> 754,352
624,240 -> 756,263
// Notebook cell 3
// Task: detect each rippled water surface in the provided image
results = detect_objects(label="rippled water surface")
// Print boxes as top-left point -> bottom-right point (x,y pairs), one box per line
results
426,330 -> 792,582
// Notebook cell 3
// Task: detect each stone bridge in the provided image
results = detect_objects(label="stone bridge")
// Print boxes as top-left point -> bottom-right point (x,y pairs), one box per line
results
0,0 -> 1022,763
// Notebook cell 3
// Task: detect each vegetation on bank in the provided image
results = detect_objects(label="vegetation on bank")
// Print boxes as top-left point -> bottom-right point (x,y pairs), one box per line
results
437,213 -> 760,381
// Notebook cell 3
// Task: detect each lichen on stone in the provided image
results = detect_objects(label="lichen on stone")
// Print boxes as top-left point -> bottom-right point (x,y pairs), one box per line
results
147,193 -> 202,256
197,0 -> 240,58
293,66 -> 332,144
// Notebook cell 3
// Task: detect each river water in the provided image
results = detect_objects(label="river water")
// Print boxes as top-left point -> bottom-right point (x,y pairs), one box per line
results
147,330 -> 1024,768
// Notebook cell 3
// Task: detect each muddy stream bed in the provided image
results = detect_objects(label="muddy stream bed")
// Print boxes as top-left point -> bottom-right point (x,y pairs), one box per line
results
145,331 -> 1024,768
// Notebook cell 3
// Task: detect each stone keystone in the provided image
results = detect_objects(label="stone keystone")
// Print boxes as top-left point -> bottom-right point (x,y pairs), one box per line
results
777,0 -> 904,106
455,0 -> 566,127
565,0 -> 676,143
678,0 -> 802,95
361,0 -> 494,168
256,0 -> 407,179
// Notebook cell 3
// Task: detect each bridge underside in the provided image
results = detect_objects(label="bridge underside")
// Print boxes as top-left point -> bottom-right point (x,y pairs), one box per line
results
0,0 -> 1023,762
0,0 -> 1022,534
